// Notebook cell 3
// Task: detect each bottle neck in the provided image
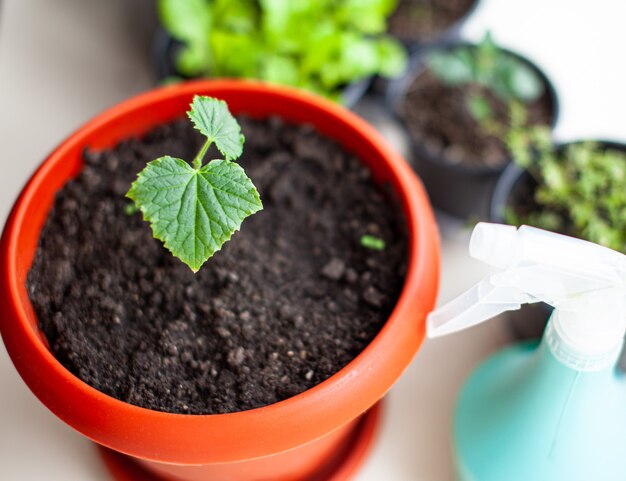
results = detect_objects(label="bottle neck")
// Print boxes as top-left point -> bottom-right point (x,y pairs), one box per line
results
544,310 -> 624,372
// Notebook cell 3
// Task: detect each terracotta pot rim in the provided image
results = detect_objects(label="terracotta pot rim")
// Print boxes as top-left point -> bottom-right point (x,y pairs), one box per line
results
0,79 -> 439,463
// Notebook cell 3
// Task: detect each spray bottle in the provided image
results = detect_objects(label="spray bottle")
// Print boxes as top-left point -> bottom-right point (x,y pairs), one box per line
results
428,223 -> 626,481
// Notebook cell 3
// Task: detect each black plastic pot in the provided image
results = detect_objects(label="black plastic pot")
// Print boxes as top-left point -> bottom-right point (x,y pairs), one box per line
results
151,29 -> 371,110
388,0 -> 481,53
368,0 -> 480,96
386,42 -> 559,220
490,141 -> 626,341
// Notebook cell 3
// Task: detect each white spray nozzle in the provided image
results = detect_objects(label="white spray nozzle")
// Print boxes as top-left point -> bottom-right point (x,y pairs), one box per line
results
428,223 -> 626,371
469,223 -> 519,268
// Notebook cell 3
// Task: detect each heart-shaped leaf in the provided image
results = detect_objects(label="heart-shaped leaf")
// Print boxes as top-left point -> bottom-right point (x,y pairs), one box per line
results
127,156 -> 262,272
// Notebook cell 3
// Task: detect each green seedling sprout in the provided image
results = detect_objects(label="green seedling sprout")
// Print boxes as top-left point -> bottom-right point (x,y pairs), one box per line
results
504,107 -> 626,253
127,96 -> 263,272
426,32 -> 545,134
360,235 -> 386,251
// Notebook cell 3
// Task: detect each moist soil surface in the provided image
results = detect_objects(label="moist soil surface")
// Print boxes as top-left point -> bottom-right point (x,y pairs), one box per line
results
388,0 -> 476,41
27,116 -> 408,415
400,70 -> 555,168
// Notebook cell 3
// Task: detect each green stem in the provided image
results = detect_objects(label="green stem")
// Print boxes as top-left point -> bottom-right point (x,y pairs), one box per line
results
192,139 -> 212,169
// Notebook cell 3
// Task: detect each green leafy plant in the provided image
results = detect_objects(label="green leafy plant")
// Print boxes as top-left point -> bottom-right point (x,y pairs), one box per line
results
505,107 -> 626,252
426,32 -> 544,130
127,96 -> 263,272
158,0 -> 406,102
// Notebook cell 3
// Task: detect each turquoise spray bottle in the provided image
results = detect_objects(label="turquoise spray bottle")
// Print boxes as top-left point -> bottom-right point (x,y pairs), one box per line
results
428,223 -> 626,481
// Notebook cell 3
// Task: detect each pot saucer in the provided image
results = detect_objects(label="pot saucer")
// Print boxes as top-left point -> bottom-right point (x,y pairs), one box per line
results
98,401 -> 382,481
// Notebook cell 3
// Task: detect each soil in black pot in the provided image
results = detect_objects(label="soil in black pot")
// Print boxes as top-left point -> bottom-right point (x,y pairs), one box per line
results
400,70 -> 554,168
388,0 -> 475,41
27,116 -> 408,415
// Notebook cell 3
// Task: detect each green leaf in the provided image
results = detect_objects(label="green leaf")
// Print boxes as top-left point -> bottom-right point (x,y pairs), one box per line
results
507,62 -> 544,102
301,30 -> 341,78
338,34 -> 380,81
187,96 -> 245,160
336,0 -> 397,33
466,93 -> 492,123
209,30 -> 261,78
127,156 -> 262,272
176,46 -> 209,77
259,0 -> 293,35
376,37 -> 407,77
159,0 -> 212,77
158,0 -> 211,43
427,50 -> 474,86
261,55 -> 300,86
212,0 -> 257,33
475,31 -> 498,80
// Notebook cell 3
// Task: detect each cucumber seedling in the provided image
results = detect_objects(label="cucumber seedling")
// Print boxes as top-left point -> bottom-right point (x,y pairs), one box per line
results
127,95 -> 263,272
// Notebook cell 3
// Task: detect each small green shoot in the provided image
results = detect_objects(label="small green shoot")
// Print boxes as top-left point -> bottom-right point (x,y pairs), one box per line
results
124,203 -> 139,216
361,235 -> 386,251
427,32 -> 545,132
127,96 -> 263,272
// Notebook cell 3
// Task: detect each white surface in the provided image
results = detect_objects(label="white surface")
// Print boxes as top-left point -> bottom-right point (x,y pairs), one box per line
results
0,0 -> 623,480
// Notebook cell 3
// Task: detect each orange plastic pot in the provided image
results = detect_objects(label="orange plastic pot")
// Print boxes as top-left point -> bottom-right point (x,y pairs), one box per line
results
0,80 -> 440,481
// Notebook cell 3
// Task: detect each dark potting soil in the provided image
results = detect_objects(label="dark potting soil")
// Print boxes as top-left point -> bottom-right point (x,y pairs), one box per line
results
388,0 -> 475,41
27,116 -> 408,415
400,70 -> 554,168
